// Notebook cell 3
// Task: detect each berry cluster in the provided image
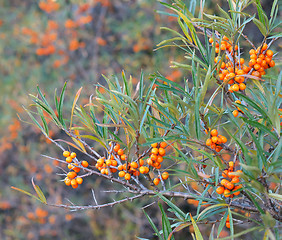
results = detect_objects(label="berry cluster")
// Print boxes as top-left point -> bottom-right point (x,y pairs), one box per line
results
94,142 -> 170,186
248,43 -> 275,78
63,151 -> 88,188
205,129 -> 227,152
216,162 -> 242,198
210,36 -> 249,92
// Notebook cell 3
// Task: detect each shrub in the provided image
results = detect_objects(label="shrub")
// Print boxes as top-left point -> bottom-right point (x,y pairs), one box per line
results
13,0 -> 281,239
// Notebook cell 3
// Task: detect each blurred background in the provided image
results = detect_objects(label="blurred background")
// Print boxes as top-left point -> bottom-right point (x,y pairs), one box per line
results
0,0 -> 280,239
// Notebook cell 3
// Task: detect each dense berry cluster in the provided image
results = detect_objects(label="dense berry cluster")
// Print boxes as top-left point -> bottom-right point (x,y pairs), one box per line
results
63,151 -> 88,188
205,129 -> 227,152
216,162 -> 242,198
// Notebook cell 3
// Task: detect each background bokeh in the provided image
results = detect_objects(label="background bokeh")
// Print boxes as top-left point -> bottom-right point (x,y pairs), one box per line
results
0,0 -> 280,239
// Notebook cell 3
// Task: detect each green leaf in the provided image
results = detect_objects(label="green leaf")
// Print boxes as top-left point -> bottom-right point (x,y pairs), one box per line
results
253,18 -> 267,36
143,210 -> 163,240
70,86 -> 82,130
190,214 -> 204,240
268,193 -> 282,201
11,186 -> 41,202
159,203 -> 174,240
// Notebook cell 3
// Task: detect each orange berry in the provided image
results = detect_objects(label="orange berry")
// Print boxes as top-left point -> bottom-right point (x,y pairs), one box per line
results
221,179 -> 228,186
157,155 -> 163,163
266,50 -> 273,57
249,49 -> 256,55
219,135 -> 227,144
124,173 -> 131,180
161,172 -> 169,180
251,71 -> 260,77
239,58 -> 245,64
76,177 -> 83,184
111,160 -> 118,167
231,176 -> 240,184
210,143 -> 216,149
147,158 -> 153,166
150,154 -> 157,161
158,148 -> 166,156
249,59 -> 256,66
209,38 -> 213,43
118,171 -> 125,178
120,154 -> 127,161
226,182 -> 234,190
228,161 -> 234,169
71,179 -> 77,186
160,142 -> 167,148
81,160 -> 89,168
232,84 -> 239,92
106,159 -> 112,166
224,189 -> 231,197
250,54 -> 257,60
215,146 -> 222,152
206,138 -> 212,146
233,186 -> 241,196
139,159 -> 144,166
215,47 -> 219,53
139,166 -> 147,174
66,157 -> 73,163
113,144 -> 120,152
239,83 -> 246,91
151,143 -> 158,148
222,170 -> 229,178
63,151 -> 70,157
232,110 -> 239,117
67,171 -> 77,179
220,44 -> 226,51
254,64 -> 261,71
117,149 -> 124,156
70,152 -> 76,158
153,178 -> 160,186
73,167 -> 80,173
64,177 -> 71,186
97,158 -> 104,166
151,148 -> 159,155
226,222 -> 230,228
216,186 -> 225,194
118,165 -> 123,171
131,162 -> 138,169
211,136 -> 219,143
269,60 -> 275,67
262,43 -> 268,51
210,129 -> 218,136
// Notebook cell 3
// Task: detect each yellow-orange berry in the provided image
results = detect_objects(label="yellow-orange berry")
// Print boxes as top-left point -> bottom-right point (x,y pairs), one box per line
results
81,160 -> 89,168
151,148 -> 159,155
266,49 -> 273,57
139,159 -> 144,166
221,179 -> 228,187
73,167 -> 80,173
231,176 -> 240,184
70,152 -> 76,158
222,170 -> 229,178
224,189 -> 231,197
139,166 -> 147,174
211,136 -> 218,143
106,159 -> 112,166
151,143 -> 158,148
76,177 -> 83,184
160,142 -> 167,148
64,177 -> 71,186
232,110 -> 239,117
239,83 -> 246,91
63,151 -> 70,157
153,178 -> 160,186
161,172 -> 169,180
117,149 -> 124,156
113,144 -> 120,152
216,186 -> 225,194
124,173 -> 131,180
210,129 -> 218,136
219,135 -> 227,144
117,165 -> 123,171
226,182 -> 234,190
66,157 -> 73,163
226,222 -> 230,228
120,154 -> 127,161
158,148 -> 166,156
131,162 -> 138,169
206,138 -> 212,146
67,171 -> 77,179
157,156 -> 163,163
